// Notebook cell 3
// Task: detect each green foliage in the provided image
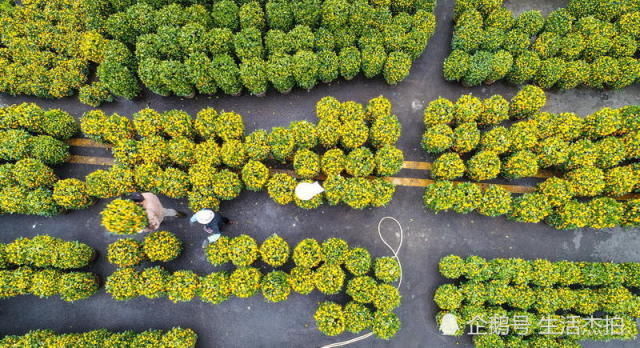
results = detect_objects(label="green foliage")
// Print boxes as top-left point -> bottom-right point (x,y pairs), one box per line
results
431,153 -> 465,180
143,231 -> 182,262
314,301 -> 345,336
467,151 -> 501,181
107,239 -> 144,267
509,193 -> 552,223
372,311 -> 400,340
267,173 -> 297,205
229,267 -> 261,298
259,234 -> 290,267
100,199 -> 148,235
261,270 -> 290,303
228,234 -> 259,267
293,239 -> 323,268
375,257 -> 401,283
4,235 -> 95,270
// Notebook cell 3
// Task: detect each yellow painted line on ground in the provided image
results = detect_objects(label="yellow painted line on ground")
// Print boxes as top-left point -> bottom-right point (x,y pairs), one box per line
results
66,138 -> 112,148
384,177 -> 537,194
402,161 -> 431,170
67,155 -> 114,166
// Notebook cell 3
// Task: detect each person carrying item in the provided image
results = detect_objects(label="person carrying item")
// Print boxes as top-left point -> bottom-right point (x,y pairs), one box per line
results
130,192 -> 183,233
295,181 -> 324,201
190,209 -> 231,247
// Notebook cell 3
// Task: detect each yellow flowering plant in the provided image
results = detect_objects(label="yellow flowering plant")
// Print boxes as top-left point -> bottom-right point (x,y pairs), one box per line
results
52,178 -> 94,210
229,267 -> 261,298
107,239 -> 144,267
100,199 -> 148,235
143,231 -> 182,262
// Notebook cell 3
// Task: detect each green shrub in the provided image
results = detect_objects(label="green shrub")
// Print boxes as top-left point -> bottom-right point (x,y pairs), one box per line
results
100,199 -> 148,235
451,182 -> 481,214
288,266 -> 315,295
372,311 -> 400,340
107,239 -> 144,267
293,149 -> 320,179
454,95 -> 482,124
534,57 -> 566,88
596,137 -> 626,169
467,151 -> 501,181
199,272 -> 231,305
421,124 -> 454,154
611,165 -> 638,198
52,179 -> 94,210
423,98 -> 454,126
344,247 -> 370,276
261,270 -> 291,303
58,272 -> 99,302
588,198 -> 625,229
346,276 -> 377,304
341,177 -> 374,209
345,147 -> 375,177
160,167 -> 190,199
205,236 -> 230,266
314,301 -> 345,336
343,302 -> 373,333
106,267 -> 140,301
267,173 -> 297,205
268,127 -> 295,162
139,266 -> 169,299
370,114 -> 401,148
443,49 -> 471,81
167,270 -> 200,303
480,126 -> 511,154
28,136 -> 69,165
293,239 -> 323,268
245,130 -> 271,161
502,151 -> 539,179
509,85 -> 546,119
321,149 -> 345,176
509,193 -> 552,223
452,122 -> 480,153
339,120 -> 369,150
537,177 -> 574,207
431,153 -> 465,180
241,160 -> 270,191
229,267 -> 261,298
13,159 -> 57,189
384,51 -> 412,85
508,120 -> 538,152
259,234 -> 290,267
547,200 -> 591,229
228,234 -> 259,267
143,231 -> 182,262
565,166 -> 605,197
211,170 -> 242,201
375,257 -> 401,283
314,264 -> 345,295
374,283 -> 401,311
423,180 -> 454,213
438,255 -> 465,279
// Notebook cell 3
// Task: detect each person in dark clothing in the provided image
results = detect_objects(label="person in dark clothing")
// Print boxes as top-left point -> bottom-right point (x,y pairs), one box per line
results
190,209 -> 230,247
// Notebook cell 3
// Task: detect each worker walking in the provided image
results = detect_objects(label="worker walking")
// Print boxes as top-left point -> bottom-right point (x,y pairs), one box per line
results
130,192 -> 184,233
190,209 -> 231,247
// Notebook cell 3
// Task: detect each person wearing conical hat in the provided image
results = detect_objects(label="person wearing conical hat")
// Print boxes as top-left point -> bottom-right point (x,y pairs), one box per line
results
190,209 -> 231,247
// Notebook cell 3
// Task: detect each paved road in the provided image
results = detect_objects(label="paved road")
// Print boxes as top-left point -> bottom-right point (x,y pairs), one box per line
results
1,0 -> 640,347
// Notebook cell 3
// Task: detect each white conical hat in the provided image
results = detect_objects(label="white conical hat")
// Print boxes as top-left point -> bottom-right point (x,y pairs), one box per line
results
439,313 -> 460,336
295,182 -> 325,201
194,209 -> 215,224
